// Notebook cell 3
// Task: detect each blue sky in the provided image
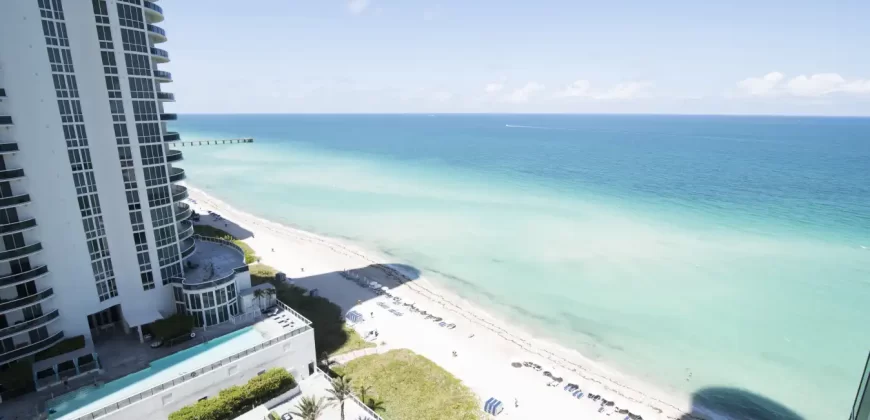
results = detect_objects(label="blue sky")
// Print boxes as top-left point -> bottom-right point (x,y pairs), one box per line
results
160,0 -> 870,115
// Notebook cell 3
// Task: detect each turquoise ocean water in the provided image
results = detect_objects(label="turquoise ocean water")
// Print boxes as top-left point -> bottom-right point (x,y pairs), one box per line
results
172,114 -> 870,419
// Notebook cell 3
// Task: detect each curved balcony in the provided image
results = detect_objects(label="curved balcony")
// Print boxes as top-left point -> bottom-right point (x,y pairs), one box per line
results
0,288 -> 54,314
178,220 -> 194,242
157,91 -> 175,102
0,309 -> 60,340
164,131 -> 180,142
0,143 -> 19,154
169,167 -> 185,182
166,149 -> 183,163
147,24 -> 166,43
180,238 -> 196,259
0,116 -> 12,126
0,194 -> 30,209
0,266 -> 49,289
143,1 -> 164,23
0,331 -> 63,364
0,243 -> 43,263
175,202 -> 192,221
0,168 -> 25,181
150,47 -> 169,63
154,70 -> 172,83
172,185 -> 188,202
176,266 -> 247,291
160,113 -> 177,121
0,218 -> 37,235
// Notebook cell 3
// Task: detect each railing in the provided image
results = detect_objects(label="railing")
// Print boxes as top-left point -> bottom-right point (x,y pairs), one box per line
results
160,113 -> 177,121
154,70 -> 172,81
0,142 -> 19,153
163,131 -> 180,142
156,91 -> 175,101
175,202 -> 192,221
0,116 -> 12,125
172,235 -> 247,290
0,194 -> 30,208
274,299 -> 313,326
146,24 -> 165,37
172,185 -> 188,202
0,309 -> 60,339
166,149 -> 182,162
143,0 -> 163,15
169,167 -> 185,182
317,367 -> 384,420
177,221 -> 194,241
180,238 -> 196,259
73,323 -> 313,420
0,288 -> 53,313
0,218 -> 37,235
150,47 -> 169,60
0,265 -> 49,288
0,168 -> 24,181
0,331 -> 63,364
0,242 -> 43,261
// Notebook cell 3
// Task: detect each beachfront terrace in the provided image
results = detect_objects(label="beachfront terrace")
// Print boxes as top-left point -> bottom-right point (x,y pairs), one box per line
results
179,236 -> 246,289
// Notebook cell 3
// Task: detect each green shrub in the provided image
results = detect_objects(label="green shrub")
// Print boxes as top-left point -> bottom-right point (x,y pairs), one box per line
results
34,335 -> 85,361
250,264 -> 278,286
169,368 -> 296,420
150,314 -> 194,341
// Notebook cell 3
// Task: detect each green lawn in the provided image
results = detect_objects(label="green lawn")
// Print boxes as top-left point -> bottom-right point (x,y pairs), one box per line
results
193,225 -> 258,263
337,349 -> 481,420
331,325 -> 376,356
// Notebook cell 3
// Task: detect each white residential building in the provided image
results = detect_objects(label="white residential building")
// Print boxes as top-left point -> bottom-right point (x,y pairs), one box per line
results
0,0 -> 248,375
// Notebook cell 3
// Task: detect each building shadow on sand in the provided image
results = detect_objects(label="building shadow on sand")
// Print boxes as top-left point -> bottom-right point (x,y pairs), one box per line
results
679,387 -> 804,420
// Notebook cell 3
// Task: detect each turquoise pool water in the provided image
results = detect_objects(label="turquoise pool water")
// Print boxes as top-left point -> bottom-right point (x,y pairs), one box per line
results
47,326 -> 264,419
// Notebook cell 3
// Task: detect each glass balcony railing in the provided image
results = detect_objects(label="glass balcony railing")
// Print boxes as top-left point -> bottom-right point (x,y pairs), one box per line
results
157,92 -> 175,101
172,185 -> 188,202
0,168 -> 25,181
143,1 -> 164,19
0,143 -> 19,153
0,218 -> 37,235
160,113 -> 177,121
0,116 -> 12,126
150,47 -> 169,62
147,24 -> 166,38
154,70 -> 172,82
166,150 -> 182,163
0,266 -> 49,288
178,221 -> 194,242
0,310 -> 59,340
180,238 -> 196,259
164,131 -> 180,142
0,243 -> 43,262
0,288 -> 54,314
175,202 -> 192,221
169,167 -> 185,182
0,331 -> 63,364
0,194 -> 30,209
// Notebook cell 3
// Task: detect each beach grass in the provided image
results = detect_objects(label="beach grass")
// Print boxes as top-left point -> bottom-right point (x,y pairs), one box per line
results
336,349 -> 481,420
192,225 -> 258,263
250,263 -> 278,286
331,325 -> 376,356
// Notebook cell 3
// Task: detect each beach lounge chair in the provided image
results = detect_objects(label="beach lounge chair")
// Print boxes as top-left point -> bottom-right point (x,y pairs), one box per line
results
483,398 -> 504,416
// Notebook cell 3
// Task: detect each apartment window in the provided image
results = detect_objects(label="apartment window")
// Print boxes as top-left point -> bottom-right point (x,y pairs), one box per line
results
68,148 -> 93,172
130,211 -> 145,232
125,53 -> 151,76
22,304 -> 43,321
160,262 -> 182,284
173,286 -> 184,302
153,225 -> 176,248
226,284 -> 236,301
132,100 -> 157,121
72,171 -> 98,195
125,190 -> 141,211
140,144 -> 164,166
116,3 -> 144,29
121,168 -> 137,190
52,74 -> 79,99
114,123 -> 130,145
121,29 -> 148,53
38,0 -> 66,20
157,243 -> 179,267
189,294 -> 201,310
147,185 -> 171,207
96,25 -> 113,49
133,231 -> 148,252
215,288 -> 226,305
62,124 -> 88,148
150,205 -> 173,227
143,166 -> 167,187
129,77 -> 155,99
0,208 -> 19,225
82,216 -> 106,239
77,193 -> 102,217
202,292 -> 215,308
205,309 -> 217,326
118,147 -> 134,169
136,123 -> 162,144
92,0 -> 109,20
88,237 -> 111,261
141,271 -> 155,290
29,326 -> 50,344
218,306 -> 228,323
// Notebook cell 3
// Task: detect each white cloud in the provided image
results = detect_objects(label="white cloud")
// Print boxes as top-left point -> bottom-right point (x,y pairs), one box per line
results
556,80 -> 652,100
347,0 -> 370,15
735,72 -> 870,98
506,82 -> 545,103
484,83 -> 504,93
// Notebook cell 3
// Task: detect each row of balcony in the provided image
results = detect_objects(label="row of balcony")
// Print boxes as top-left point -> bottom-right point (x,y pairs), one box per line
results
157,92 -> 175,102
0,288 -> 53,315
0,330 -> 64,364
175,202 -> 192,221
151,47 -> 169,64
166,149 -> 183,163
154,70 -> 172,83
169,167 -> 185,183
143,1 -> 164,23
0,116 -> 12,126
0,309 -> 59,342
147,24 -> 166,43
0,265 -> 49,289
172,185 -> 188,202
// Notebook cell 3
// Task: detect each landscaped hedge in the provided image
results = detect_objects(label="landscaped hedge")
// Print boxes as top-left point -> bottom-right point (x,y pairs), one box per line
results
33,335 -> 85,361
169,368 -> 296,420
150,314 -> 194,341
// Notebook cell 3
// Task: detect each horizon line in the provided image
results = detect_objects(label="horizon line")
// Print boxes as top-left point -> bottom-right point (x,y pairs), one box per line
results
171,112 -> 870,118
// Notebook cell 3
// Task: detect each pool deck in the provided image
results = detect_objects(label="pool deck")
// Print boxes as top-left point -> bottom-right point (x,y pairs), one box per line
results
253,372 -> 381,420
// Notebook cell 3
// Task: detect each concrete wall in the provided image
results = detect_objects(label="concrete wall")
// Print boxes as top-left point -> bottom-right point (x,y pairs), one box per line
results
79,328 -> 316,420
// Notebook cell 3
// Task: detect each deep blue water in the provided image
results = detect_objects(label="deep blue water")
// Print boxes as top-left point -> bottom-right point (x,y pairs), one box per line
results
172,114 -> 870,419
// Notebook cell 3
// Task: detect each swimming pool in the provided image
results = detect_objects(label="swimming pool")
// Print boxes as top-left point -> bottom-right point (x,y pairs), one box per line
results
46,326 -> 265,420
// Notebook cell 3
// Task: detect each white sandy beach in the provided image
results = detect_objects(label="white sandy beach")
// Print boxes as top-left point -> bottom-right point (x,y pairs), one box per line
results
186,185 -> 698,420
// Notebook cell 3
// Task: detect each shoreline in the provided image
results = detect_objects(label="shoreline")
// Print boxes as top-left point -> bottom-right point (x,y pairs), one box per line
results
185,184 -> 700,419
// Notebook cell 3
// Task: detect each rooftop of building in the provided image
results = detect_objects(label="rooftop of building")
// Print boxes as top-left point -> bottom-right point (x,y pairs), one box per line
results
183,238 -> 245,285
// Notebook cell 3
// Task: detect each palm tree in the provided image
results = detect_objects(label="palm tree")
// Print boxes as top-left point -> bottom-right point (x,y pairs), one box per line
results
365,396 -> 385,413
253,288 -> 267,310
290,396 -> 329,420
326,375 -> 353,420
264,287 -> 276,307
358,384 -> 371,405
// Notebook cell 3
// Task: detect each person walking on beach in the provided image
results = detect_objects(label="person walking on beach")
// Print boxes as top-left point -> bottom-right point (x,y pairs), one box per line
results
514,398 -> 519,408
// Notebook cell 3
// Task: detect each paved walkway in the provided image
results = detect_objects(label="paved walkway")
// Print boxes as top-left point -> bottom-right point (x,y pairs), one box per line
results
331,344 -> 395,365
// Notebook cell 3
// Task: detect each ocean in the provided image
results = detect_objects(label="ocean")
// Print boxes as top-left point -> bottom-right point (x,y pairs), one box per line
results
171,114 -> 870,419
